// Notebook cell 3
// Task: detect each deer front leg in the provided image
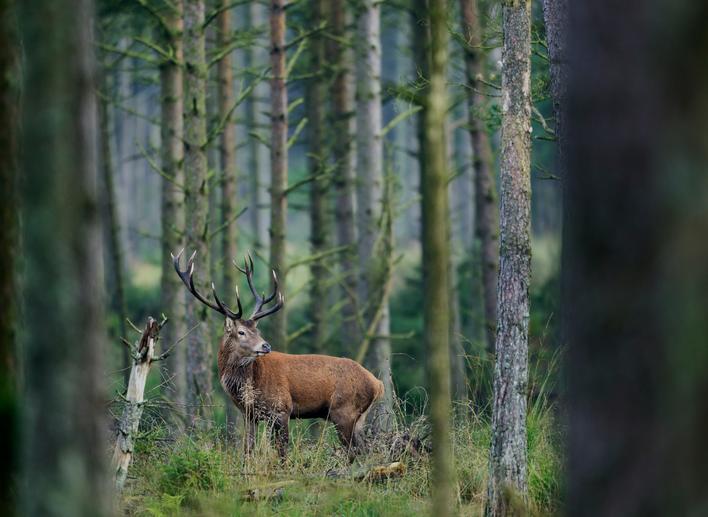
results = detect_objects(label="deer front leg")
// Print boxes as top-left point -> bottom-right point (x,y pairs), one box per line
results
273,413 -> 290,461
244,414 -> 256,455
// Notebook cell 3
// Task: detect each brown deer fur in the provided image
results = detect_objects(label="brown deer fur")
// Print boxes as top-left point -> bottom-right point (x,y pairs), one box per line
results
173,250 -> 384,460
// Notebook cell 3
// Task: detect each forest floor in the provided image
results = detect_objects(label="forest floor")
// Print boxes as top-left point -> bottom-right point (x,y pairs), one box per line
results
119,399 -> 562,516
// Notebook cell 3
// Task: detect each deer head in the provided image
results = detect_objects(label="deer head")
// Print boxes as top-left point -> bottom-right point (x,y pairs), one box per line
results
172,249 -> 284,364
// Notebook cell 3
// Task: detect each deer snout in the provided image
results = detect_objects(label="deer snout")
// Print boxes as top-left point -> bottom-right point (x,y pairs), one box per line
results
259,342 -> 271,354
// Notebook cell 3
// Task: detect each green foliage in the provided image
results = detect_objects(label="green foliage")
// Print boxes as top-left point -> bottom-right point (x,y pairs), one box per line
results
157,440 -> 226,504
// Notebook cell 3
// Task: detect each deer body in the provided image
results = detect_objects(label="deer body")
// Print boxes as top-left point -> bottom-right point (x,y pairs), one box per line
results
173,251 -> 384,459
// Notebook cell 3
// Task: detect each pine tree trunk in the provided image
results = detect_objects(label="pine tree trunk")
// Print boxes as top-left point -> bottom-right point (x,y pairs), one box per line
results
0,2 -> 18,511
269,0 -> 288,349
485,1 -> 532,514
218,2 -> 238,293
20,0 -> 109,513
305,0 -> 329,352
354,0 -> 393,430
183,0 -> 213,428
327,0 -> 359,347
459,0 -> 499,353
245,2 -> 267,253
417,0 -> 455,513
98,78 -> 129,387
160,0 -> 187,414
542,0 -> 567,182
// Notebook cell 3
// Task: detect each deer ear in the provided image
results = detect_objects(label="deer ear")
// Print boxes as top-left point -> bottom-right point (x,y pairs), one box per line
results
224,318 -> 234,331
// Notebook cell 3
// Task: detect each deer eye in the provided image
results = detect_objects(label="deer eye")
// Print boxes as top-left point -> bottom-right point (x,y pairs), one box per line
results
238,330 -> 245,336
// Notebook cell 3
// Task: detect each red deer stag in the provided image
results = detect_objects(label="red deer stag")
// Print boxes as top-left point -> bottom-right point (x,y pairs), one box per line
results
173,250 -> 384,459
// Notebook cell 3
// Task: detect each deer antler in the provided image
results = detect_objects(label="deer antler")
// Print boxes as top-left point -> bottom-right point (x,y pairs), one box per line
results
234,253 -> 284,321
172,248 -> 243,320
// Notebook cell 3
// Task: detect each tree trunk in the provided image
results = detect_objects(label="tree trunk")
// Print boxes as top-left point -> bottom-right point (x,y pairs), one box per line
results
160,0 -> 187,414
327,0 -> 359,348
0,1 -> 18,511
183,0 -> 213,428
416,0 -> 455,513
98,76 -> 129,387
112,318 -> 163,491
245,2 -> 268,253
20,0 -> 109,513
354,0 -> 394,431
485,1 -> 532,515
268,0 -> 288,349
459,0 -> 499,353
566,1 -> 708,514
542,0 -> 567,182
305,0 -> 329,352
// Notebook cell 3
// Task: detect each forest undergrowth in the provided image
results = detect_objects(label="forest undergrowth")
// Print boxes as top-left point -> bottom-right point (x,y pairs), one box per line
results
120,390 -> 562,516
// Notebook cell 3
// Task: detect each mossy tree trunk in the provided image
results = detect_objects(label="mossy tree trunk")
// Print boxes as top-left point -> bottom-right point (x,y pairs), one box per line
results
183,0 -> 213,428
269,0 -> 288,349
327,0 -> 359,348
20,0 -> 109,513
459,0 -> 499,353
417,0 -> 455,514
160,0 -> 187,413
485,1 -> 532,515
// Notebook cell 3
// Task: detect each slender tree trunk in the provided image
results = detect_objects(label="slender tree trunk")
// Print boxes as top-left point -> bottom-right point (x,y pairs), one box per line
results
566,2 -> 708,514
327,0 -> 359,347
183,0 -> 213,428
218,2 -> 238,293
542,0 -> 567,183
216,2 -> 240,434
268,0 -> 288,349
485,1 -> 532,514
305,0 -> 329,352
98,77 -> 129,387
160,0 -> 187,414
416,0 -> 455,513
0,2 -> 18,512
20,0 -> 109,513
245,2 -> 267,252
459,0 -> 499,353
354,0 -> 394,430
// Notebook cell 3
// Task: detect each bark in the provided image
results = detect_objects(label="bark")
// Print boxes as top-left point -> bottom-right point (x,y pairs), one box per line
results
183,0 -> 213,428
0,1 -> 18,512
416,0 -> 455,513
98,77 -> 129,387
327,0 -> 359,346
459,0 -> 499,353
112,319 -> 163,491
566,2 -> 708,514
244,2 -> 268,253
542,0 -> 567,182
354,0 -> 393,431
20,0 -> 109,513
218,2 -> 238,299
305,0 -> 329,352
160,0 -> 187,412
485,1 -> 532,515
268,0 -> 288,349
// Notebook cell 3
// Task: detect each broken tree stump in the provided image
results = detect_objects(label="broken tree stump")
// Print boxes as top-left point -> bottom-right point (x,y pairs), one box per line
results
111,316 -> 167,491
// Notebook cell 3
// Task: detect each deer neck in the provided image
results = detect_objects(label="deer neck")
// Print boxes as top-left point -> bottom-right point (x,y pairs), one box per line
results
218,344 -> 258,407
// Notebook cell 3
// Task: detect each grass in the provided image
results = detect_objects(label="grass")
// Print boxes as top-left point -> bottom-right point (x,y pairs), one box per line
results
120,399 -> 563,516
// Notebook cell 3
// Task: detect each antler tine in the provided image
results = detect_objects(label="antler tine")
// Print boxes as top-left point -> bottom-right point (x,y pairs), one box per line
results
172,248 -> 241,320
211,282 -> 242,320
252,292 -> 285,321
233,253 -> 285,321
